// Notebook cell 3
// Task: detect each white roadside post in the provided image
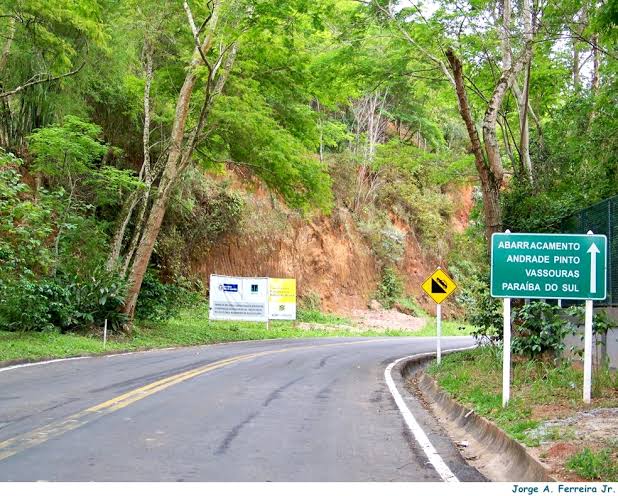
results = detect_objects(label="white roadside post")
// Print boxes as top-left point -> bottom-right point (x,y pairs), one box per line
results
502,297 -> 511,407
502,229 -> 511,407
583,230 -> 596,404
103,318 -> 108,349
436,303 -> 442,365
583,298 -> 593,403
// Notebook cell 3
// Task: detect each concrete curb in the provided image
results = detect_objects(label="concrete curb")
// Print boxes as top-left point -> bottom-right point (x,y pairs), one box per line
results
400,351 -> 554,482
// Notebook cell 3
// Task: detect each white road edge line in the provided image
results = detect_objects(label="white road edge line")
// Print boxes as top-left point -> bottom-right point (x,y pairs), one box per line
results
0,347 -> 178,373
0,356 -> 90,373
384,345 -> 476,483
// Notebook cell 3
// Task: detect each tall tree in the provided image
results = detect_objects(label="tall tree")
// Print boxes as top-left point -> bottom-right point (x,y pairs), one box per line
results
120,0 -> 239,318
365,0 -> 534,242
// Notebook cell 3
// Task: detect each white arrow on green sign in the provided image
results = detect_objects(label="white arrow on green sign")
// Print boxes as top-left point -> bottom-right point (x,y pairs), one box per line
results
491,233 -> 607,300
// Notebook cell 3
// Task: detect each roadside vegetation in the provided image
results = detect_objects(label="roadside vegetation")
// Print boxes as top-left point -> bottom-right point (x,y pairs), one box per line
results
428,346 -> 618,445
0,303 -> 473,365
427,304 -> 618,481
566,447 -> 618,481
0,298 -> 473,363
0,1 -> 615,373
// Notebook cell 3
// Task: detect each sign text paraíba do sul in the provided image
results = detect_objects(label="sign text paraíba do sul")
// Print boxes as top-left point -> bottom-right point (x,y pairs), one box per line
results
491,233 -> 607,300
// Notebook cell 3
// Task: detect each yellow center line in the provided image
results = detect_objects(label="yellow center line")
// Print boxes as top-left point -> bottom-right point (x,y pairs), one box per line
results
0,338 -> 397,462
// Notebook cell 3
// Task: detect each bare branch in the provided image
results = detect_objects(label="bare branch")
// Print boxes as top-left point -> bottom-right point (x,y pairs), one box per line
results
356,0 -> 456,87
0,60 -> 86,99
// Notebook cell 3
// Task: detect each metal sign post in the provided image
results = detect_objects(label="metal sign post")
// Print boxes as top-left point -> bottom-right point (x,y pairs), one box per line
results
502,298 -> 511,406
583,299 -> 593,403
421,267 -> 457,365
436,303 -> 442,364
583,230 -> 596,404
491,230 -> 607,406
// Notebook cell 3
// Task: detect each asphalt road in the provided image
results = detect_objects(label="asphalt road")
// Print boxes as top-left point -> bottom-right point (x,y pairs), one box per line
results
0,336 -> 485,481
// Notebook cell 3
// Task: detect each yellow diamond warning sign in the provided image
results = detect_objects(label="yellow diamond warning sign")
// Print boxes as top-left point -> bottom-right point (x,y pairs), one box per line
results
421,268 -> 457,304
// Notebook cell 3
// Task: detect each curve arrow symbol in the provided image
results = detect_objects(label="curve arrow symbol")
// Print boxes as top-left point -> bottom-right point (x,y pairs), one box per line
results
587,243 -> 600,293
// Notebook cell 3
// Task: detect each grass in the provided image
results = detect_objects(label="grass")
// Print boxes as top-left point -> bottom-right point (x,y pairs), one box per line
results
0,304 -> 475,364
566,448 -> 618,481
296,309 -> 352,325
419,319 -> 476,337
426,346 -> 618,449
394,296 -> 428,317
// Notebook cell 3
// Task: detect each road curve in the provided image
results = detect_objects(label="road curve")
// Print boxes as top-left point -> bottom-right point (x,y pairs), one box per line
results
0,336 -> 484,481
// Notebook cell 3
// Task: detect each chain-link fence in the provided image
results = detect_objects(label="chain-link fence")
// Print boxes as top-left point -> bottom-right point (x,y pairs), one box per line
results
561,195 -> 617,306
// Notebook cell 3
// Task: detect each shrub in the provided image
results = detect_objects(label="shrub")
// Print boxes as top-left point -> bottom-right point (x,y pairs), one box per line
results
157,172 -> 245,280
135,269 -> 203,322
453,271 -> 502,345
376,267 -> 404,309
357,211 -> 406,267
0,267 -> 128,333
299,290 -> 322,312
511,301 -> 574,359
566,448 -> 618,481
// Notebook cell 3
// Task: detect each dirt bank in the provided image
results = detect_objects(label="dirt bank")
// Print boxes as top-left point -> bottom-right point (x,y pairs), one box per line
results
191,179 -> 474,316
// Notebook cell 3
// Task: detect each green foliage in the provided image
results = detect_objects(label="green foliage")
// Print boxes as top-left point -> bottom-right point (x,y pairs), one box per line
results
467,287 -> 503,344
29,116 -> 108,176
450,265 -> 502,344
0,138 -> 129,334
209,78 -> 333,213
299,290 -> 322,312
566,448 -> 618,481
0,0 -> 108,147
376,267 -> 404,309
0,165 -> 54,278
0,267 -> 127,333
503,91 -> 618,233
511,302 -> 574,359
134,269 -> 203,322
157,172 -> 245,279
371,140 -> 457,247
567,307 -> 618,338
357,210 -> 406,267
27,117 -> 139,244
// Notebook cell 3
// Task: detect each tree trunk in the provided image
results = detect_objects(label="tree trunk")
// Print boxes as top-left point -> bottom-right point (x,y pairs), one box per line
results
514,0 -> 533,184
122,2 -> 235,319
0,17 -> 16,75
512,63 -> 533,184
446,48 -> 503,242
107,40 -> 154,271
121,58 -> 201,318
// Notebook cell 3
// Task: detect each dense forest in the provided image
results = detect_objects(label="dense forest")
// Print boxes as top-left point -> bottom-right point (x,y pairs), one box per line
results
0,0 -> 616,334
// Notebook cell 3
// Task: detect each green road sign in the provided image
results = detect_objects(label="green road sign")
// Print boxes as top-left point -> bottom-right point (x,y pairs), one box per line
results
491,233 -> 607,300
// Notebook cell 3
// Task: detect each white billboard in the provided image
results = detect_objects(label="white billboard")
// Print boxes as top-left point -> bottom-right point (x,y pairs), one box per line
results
209,274 -> 269,322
